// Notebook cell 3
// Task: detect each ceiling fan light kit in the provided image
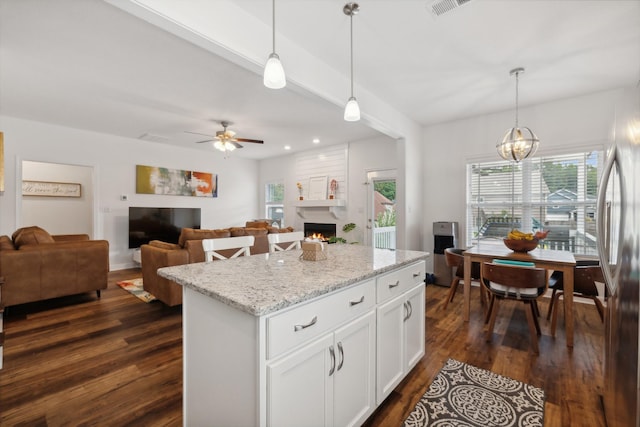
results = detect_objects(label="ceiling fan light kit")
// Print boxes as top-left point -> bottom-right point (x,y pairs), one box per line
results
497,67 -> 540,162
343,2 -> 361,122
264,0 -> 286,89
189,120 -> 264,153
214,140 -> 237,152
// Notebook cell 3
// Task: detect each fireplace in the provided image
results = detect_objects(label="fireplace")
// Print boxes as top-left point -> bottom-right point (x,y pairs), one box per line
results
303,222 -> 337,242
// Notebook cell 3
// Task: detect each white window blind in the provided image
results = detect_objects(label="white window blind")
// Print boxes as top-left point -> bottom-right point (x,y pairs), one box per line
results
265,182 -> 285,227
466,150 -> 602,255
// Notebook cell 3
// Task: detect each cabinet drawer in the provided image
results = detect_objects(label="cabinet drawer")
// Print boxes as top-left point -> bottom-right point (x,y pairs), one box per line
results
376,261 -> 425,304
267,279 -> 375,359
403,261 -> 425,287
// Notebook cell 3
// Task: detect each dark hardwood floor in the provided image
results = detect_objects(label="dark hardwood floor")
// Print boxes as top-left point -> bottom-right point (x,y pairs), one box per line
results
0,269 -> 605,426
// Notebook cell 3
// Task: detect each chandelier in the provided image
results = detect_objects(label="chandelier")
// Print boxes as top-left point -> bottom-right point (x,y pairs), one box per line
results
497,67 -> 539,162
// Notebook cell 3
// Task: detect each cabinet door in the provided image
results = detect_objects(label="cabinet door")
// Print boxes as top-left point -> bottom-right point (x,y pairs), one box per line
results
333,311 -> 376,427
267,333 -> 334,427
404,283 -> 425,371
376,293 -> 405,404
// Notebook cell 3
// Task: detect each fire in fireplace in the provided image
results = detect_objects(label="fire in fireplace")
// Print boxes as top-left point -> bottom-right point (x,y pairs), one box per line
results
303,223 -> 337,242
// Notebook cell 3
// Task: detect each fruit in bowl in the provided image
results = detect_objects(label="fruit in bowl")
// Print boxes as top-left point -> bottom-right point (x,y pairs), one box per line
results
534,229 -> 549,240
504,229 -> 539,252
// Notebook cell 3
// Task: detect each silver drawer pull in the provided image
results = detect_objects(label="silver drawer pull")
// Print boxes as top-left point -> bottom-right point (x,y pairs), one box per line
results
388,280 -> 400,289
412,272 -> 421,278
349,296 -> 365,306
337,342 -> 344,371
294,316 -> 318,332
329,345 -> 336,376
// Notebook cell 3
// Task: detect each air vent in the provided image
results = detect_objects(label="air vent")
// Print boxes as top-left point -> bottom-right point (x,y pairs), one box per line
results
138,133 -> 170,143
428,0 -> 472,17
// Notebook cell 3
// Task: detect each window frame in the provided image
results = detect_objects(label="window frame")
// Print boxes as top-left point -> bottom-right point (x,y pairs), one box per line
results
265,181 -> 285,227
466,148 -> 604,255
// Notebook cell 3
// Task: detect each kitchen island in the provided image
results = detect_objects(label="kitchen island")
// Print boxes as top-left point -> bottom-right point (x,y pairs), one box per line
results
159,244 -> 429,427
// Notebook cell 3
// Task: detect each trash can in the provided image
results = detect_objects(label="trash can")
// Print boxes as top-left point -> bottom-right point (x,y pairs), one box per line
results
433,221 -> 458,286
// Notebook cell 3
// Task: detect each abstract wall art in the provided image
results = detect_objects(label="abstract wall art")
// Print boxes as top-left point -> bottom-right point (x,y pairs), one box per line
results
136,165 -> 218,197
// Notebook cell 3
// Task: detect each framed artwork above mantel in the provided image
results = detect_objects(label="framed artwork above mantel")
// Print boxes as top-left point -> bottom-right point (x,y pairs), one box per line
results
308,176 -> 327,200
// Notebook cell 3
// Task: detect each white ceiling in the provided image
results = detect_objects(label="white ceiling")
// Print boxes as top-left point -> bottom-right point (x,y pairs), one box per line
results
1,0 -> 639,160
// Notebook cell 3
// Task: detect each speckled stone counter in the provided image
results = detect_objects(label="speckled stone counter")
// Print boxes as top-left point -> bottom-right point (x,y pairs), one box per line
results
158,244 -> 430,316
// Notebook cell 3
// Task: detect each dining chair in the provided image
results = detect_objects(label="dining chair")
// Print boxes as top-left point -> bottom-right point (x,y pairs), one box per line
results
202,235 -> 255,262
549,265 -> 605,336
482,260 -> 548,354
267,231 -> 305,253
442,248 -> 482,310
546,259 -> 603,321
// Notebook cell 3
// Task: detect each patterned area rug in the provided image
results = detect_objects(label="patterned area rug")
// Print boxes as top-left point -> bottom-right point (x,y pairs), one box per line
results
403,358 -> 545,427
116,278 -> 156,303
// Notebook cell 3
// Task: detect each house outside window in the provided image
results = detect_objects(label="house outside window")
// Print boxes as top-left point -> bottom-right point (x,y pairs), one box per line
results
466,150 -> 602,255
265,182 -> 285,227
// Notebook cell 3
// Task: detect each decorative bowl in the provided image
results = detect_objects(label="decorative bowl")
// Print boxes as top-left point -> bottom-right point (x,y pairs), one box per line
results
503,238 -> 539,253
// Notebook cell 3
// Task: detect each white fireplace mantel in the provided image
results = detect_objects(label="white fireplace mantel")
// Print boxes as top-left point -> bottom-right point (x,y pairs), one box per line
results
294,199 -> 346,219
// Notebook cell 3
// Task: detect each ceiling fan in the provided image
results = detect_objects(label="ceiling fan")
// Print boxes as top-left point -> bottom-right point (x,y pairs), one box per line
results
186,121 -> 264,152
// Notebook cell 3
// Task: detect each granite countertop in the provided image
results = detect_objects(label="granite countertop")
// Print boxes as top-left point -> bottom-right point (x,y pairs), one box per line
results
158,244 -> 430,316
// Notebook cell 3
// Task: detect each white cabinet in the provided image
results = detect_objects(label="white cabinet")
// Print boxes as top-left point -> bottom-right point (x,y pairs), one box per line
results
267,310 -> 376,427
179,258 -> 427,426
376,262 -> 426,404
267,333 -> 333,427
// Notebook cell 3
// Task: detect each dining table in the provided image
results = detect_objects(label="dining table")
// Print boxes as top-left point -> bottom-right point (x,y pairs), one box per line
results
463,241 -> 577,347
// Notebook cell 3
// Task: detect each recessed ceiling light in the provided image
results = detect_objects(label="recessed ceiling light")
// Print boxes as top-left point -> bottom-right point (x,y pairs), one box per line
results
284,145 -> 291,150
312,138 -> 320,144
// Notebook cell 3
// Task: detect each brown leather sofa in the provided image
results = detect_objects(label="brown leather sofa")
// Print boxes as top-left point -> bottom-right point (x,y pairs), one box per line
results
0,226 -> 110,307
141,222 -> 295,306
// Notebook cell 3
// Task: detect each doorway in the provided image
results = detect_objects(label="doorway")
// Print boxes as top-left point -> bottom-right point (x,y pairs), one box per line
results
366,170 -> 397,249
21,160 -> 94,236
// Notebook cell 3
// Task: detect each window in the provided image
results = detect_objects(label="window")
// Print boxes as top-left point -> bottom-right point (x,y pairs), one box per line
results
265,182 -> 285,227
467,150 -> 603,255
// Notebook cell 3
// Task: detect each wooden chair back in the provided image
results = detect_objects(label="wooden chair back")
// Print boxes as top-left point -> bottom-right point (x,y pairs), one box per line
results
574,265 -> 603,297
202,235 -> 255,262
444,247 -> 464,269
268,231 -> 304,253
482,262 -> 547,295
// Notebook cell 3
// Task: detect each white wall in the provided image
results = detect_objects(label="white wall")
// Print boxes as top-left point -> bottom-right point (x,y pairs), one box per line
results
22,160 -> 94,235
0,115 -> 260,270
259,136 -> 397,244
421,88 -> 621,273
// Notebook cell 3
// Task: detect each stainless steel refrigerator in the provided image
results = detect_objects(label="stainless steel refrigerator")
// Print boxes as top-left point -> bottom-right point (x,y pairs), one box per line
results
598,83 -> 640,427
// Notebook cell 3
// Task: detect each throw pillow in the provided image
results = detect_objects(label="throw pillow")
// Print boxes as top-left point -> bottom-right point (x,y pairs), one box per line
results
12,226 -> 55,248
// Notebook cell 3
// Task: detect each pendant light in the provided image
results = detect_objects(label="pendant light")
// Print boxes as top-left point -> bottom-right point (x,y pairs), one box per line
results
343,3 -> 360,122
263,0 -> 286,89
497,67 -> 539,162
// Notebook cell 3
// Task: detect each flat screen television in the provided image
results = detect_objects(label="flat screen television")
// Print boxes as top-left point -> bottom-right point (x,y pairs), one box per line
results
129,207 -> 201,248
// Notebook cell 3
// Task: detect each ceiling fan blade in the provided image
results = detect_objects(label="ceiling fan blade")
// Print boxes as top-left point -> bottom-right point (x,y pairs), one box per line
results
235,138 -> 264,144
194,139 -> 214,144
185,131 -> 215,138
230,141 -> 244,149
